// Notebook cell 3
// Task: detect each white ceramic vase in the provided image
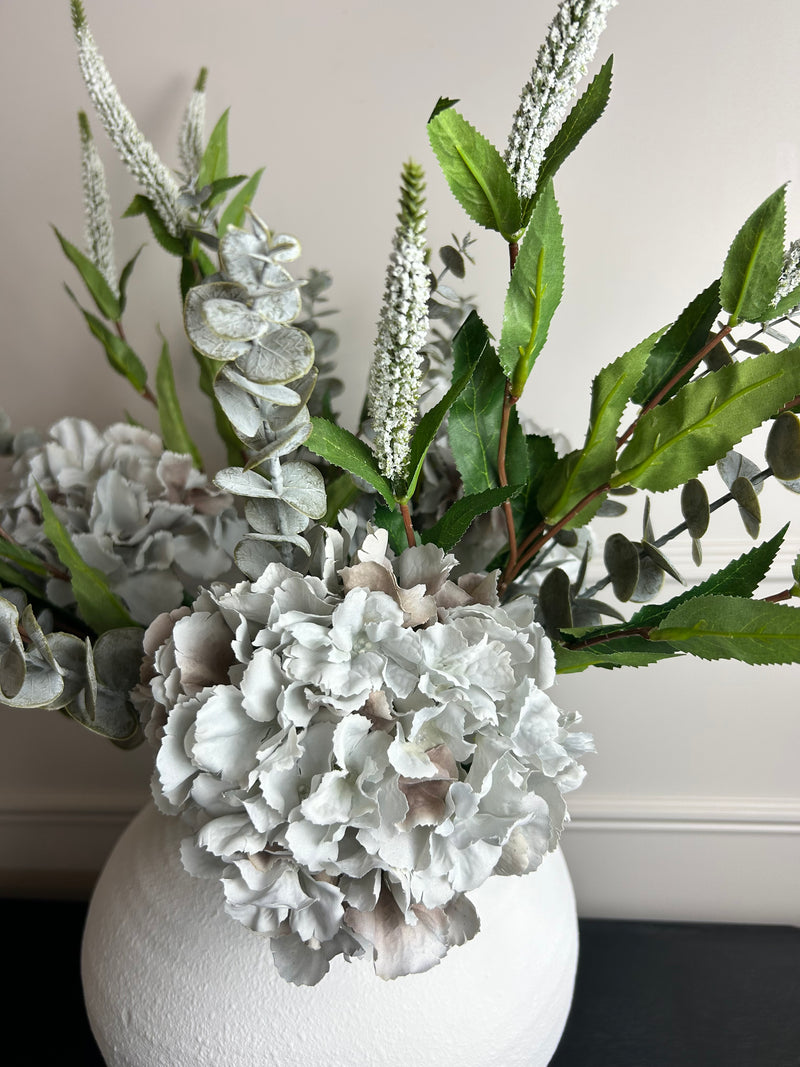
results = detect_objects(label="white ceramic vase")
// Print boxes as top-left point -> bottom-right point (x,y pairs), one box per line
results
82,803 -> 578,1067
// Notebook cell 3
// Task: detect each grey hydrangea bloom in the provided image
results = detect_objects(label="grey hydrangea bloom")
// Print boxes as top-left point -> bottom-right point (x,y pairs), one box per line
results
0,589 -> 144,744
0,418 -> 247,626
138,530 -> 592,986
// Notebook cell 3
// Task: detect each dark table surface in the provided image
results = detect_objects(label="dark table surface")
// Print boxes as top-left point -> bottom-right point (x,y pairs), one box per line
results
6,898 -> 799,1066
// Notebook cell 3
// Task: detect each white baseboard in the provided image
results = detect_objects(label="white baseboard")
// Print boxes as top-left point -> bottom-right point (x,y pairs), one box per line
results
1,791 -> 798,923
564,793 -> 800,925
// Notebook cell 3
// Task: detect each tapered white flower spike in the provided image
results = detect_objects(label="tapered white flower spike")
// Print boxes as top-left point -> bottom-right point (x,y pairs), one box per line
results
71,0 -> 186,237
505,0 -> 617,200
78,111 -> 118,297
179,67 -> 207,186
367,161 -> 430,488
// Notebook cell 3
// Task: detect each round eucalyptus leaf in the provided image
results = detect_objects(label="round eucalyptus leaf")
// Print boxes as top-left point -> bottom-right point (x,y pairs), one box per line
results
214,380 -> 263,438
235,325 -> 314,385
554,529 -> 579,548
717,449 -> 763,493
245,498 -> 309,537
704,335 -> 733,371
214,466 -> 276,499
92,628 -> 145,693
641,541 -> 684,585
691,537 -> 703,567
680,478 -> 710,539
439,245 -> 466,279
203,299 -> 267,342
47,632 -> 90,708
603,533 -> 640,603
630,552 -> 665,603
309,328 -> 339,359
765,411 -> 800,481
731,476 -> 761,538
537,567 -> 573,634
233,537 -> 281,580
184,283 -> 251,362
280,461 -> 327,519
735,338 -> 771,356
595,499 -> 627,518
573,596 -> 626,623
221,367 -> 301,406
607,485 -> 638,496
268,233 -> 302,264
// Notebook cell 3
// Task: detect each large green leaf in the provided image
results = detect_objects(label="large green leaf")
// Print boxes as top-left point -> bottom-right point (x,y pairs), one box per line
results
421,485 -> 521,552
631,282 -> 721,406
36,487 -> 137,635
306,418 -> 394,507
628,524 -> 788,628
538,334 -> 653,524
555,636 -> 675,673
197,109 -> 230,194
447,312 -> 503,493
511,433 -> 559,540
498,181 -> 564,389
405,367 -> 474,499
652,594 -> 800,664
720,186 -> 786,326
613,348 -> 800,491
156,340 -> 203,467
53,227 -> 120,321
219,168 -> 264,236
527,56 -> 613,222
427,108 -> 522,240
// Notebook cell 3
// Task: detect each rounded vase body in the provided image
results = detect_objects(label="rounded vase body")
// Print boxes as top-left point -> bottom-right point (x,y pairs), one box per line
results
82,803 -> 578,1067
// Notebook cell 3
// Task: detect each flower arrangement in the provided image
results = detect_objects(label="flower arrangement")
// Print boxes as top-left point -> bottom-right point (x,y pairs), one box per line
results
1,0 -> 799,987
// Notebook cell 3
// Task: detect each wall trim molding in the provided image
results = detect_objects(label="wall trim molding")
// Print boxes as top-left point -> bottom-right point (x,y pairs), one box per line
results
567,793 -> 800,834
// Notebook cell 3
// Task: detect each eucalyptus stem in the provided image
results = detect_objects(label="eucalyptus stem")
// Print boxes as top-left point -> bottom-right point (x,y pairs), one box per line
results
581,467 -> 773,600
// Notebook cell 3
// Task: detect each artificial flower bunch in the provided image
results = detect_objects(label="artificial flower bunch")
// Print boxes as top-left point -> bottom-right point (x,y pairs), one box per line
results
1,0 -> 800,984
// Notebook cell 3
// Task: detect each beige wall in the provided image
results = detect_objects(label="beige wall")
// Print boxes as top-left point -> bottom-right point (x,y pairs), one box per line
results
1,0 -> 798,915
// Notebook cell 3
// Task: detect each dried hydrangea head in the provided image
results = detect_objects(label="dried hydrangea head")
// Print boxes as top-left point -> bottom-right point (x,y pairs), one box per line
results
138,530 -> 592,986
0,418 -> 246,625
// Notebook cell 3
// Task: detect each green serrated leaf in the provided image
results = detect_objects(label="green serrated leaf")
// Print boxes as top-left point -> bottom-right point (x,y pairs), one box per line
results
306,418 -> 394,507
123,195 -> 185,256
218,168 -> 264,236
197,109 -> 230,193
447,312 -> 504,493
613,348 -> 800,492
68,291 -> 148,394
53,227 -> 121,321
652,594 -> 800,664
36,487 -> 138,635
526,56 -> 613,222
155,340 -> 203,467
499,181 -> 564,389
405,367 -> 474,499
372,502 -> 408,555
511,432 -> 559,541
555,636 -> 675,674
420,485 -> 520,552
631,281 -> 721,406
720,186 -> 786,326
628,524 -> 788,629
537,333 -> 654,525
427,108 -> 522,240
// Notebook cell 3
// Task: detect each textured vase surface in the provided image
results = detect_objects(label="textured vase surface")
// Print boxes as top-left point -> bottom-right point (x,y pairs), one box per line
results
82,803 -> 578,1067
